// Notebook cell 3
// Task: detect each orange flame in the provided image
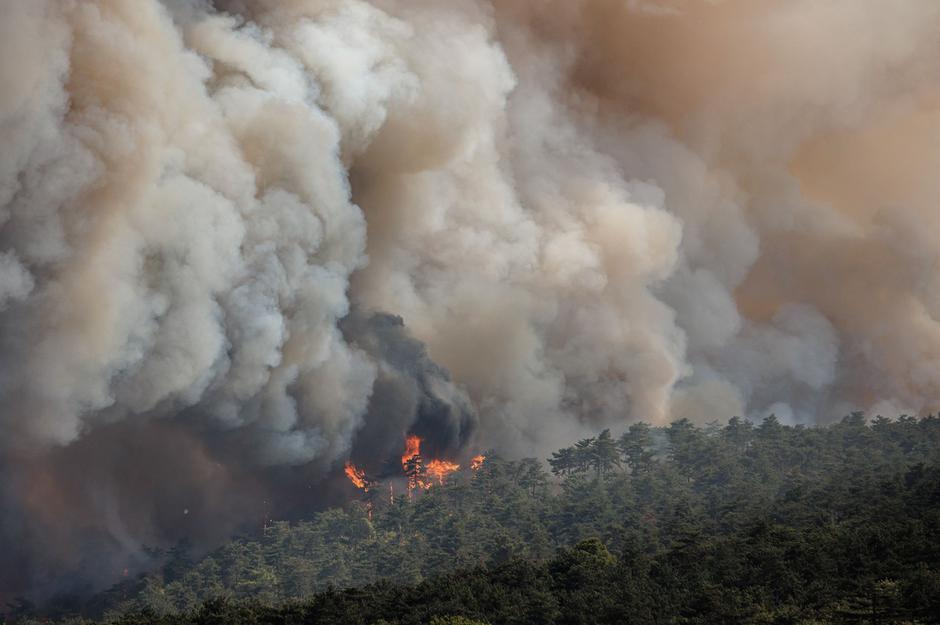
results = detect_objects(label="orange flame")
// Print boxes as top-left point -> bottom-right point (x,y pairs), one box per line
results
344,461 -> 368,490
351,438 -> 485,498
402,434 -> 422,467
426,459 -> 460,485
399,435 -> 475,489
402,435 -> 425,491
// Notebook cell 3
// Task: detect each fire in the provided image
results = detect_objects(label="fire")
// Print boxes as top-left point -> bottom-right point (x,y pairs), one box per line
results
426,459 -> 460,485
350,435 -> 486,494
400,435 -> 462,489
344,461 -> 375,519
401,434 -> 425,491
344,461 -> 368,490
402,434 -> 422,468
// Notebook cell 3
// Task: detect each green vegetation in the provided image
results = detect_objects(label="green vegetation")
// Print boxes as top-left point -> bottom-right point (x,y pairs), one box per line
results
17,414 -> 940,624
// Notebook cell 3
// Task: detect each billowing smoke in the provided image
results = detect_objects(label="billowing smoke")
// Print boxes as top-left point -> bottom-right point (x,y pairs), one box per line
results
2,0 -> 940,597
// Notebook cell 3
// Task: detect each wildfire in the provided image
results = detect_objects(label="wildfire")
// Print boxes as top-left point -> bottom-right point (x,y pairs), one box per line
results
401,434 -> 425,491
400,435 -> 464,489
402,435 -> 422,468
426,459 -> 460,485
344,461 -> 368,490
347,435 -> 482,497
344,461 -> 375,519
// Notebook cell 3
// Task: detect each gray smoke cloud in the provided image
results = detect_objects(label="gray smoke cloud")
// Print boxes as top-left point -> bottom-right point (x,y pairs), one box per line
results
2,0 -> 940,597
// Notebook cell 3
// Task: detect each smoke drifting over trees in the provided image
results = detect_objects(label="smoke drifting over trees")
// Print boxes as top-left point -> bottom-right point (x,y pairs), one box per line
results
2,0 -> 940,597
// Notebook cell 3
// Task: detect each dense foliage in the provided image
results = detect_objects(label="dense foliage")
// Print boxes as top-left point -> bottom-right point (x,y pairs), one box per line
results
15,414 -> 940,624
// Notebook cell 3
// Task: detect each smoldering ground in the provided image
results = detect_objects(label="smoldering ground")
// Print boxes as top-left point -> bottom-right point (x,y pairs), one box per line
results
3,0 -> 940,597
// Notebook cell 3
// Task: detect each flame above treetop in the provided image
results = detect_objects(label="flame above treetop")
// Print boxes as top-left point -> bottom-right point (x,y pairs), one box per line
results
402,435 -> 422,469
345,435 -> 484,492
426,459 -> 461,485
344,462 -> 368,490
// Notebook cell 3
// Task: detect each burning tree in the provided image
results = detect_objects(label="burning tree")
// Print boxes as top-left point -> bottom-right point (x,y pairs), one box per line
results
401,435 -> 462,490
344,462 -> 370,490
346,435 -> 484,501
426,459 -> 460,485
402,436 -> 428,492
344,461 -> 378,517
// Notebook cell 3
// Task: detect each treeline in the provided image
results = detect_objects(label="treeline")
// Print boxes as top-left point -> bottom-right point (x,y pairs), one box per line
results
19,414 -> 940,624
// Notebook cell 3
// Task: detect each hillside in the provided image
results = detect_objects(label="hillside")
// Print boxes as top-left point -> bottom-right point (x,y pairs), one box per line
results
18,414 -> 940,624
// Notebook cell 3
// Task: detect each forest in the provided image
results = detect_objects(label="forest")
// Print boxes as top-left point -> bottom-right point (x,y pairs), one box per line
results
11,414 -> 940,625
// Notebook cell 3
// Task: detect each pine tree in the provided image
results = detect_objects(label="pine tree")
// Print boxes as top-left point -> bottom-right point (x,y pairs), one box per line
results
619,422 -> 655,474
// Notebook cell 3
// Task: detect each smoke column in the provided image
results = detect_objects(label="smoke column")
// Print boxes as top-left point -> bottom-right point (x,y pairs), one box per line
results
3,0 -> 940,596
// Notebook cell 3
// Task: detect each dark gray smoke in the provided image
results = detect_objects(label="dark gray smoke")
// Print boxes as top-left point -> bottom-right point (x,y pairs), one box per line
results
3,0 -> 940,598
0,310 -> 474,598
342,312 -> 476,472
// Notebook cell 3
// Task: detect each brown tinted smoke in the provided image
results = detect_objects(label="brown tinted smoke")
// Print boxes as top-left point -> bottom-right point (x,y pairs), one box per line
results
2,0 -> 939,596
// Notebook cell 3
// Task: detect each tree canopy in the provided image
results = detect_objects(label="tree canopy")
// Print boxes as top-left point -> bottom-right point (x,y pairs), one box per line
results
18,414 -> 940,625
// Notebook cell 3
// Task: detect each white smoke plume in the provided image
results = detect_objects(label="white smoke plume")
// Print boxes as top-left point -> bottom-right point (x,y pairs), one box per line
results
2,0 -> 940,596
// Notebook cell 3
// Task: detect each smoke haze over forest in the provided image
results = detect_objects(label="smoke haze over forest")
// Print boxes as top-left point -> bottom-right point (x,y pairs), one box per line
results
3,0 -> 940,598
